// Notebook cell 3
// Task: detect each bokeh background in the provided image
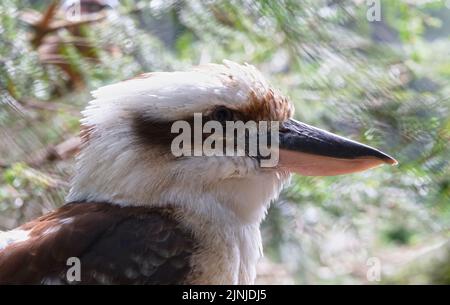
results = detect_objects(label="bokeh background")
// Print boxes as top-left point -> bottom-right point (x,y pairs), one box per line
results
1,0 -> 449,284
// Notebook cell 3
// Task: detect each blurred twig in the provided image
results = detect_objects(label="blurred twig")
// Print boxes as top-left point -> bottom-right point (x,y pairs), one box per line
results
19,97 -> 80,116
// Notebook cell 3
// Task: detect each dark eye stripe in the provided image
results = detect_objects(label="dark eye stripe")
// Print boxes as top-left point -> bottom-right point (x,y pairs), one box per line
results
132,114 -> 178,148
131,109 -> 254,154
210,106 -> 235,122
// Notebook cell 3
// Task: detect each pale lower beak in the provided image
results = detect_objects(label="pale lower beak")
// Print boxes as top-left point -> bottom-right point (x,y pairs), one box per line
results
278,119 -> 397,176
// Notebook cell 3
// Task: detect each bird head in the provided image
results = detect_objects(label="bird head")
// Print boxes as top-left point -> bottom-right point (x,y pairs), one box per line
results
67,60 -> 396,224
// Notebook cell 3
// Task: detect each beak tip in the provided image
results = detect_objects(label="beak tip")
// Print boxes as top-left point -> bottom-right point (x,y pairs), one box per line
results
382,156 -> 398,166
369,147 -> 397,166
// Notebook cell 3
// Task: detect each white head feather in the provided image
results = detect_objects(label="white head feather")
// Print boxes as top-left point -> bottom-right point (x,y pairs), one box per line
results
67,60 -> 292,226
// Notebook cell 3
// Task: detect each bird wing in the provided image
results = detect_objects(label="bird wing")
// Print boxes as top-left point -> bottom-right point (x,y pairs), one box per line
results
0,202 -> 196,284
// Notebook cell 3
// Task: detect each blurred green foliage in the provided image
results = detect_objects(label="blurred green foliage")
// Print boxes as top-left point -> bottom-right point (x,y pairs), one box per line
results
0,0 -> 449,284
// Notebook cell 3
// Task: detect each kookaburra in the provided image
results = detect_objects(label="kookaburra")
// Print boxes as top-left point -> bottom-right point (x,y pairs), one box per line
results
0,61 -> 396,284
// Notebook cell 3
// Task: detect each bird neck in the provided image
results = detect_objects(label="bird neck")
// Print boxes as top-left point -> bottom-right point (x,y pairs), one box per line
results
67,136 -> 289,226
180,208 -> 264,284
66,137 -> 290,284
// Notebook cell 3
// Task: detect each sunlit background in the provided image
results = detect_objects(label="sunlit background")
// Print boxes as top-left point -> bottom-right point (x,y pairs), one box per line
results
1,0 -> 449,284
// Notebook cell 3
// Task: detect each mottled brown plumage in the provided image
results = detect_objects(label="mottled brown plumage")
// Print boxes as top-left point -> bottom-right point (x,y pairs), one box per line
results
0,203 -> 196,284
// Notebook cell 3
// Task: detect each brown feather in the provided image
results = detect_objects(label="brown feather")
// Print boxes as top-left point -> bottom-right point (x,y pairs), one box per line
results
0,202 -> 196,284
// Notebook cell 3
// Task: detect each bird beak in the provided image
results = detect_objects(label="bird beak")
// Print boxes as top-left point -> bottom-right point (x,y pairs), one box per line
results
278,118 -> 397,176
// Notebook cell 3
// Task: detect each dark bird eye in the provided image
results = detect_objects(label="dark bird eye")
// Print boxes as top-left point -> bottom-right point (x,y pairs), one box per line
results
211,107 -> 235,122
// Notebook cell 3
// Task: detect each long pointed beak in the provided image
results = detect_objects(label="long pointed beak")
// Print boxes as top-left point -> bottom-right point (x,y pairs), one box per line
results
278,119 -> 397,176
